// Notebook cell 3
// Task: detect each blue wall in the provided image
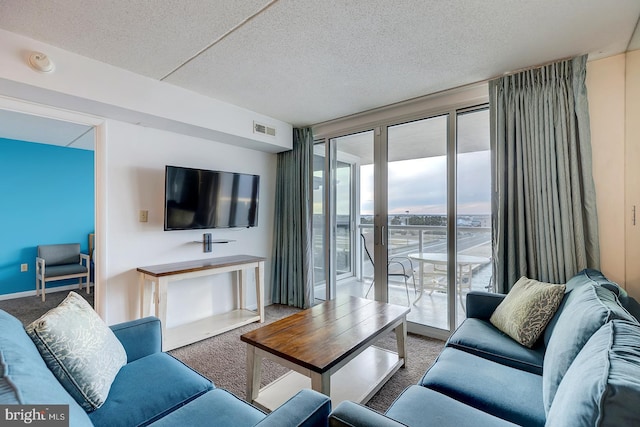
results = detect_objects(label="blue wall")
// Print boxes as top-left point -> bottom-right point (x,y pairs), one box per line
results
0,138 -> 94,295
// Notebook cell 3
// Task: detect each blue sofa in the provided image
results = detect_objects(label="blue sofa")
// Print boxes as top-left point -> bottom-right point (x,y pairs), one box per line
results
0,311 -> 331,427
329,269 -> 640,426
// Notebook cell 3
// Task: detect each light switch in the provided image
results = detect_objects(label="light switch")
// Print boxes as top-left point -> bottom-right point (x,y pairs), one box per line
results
139,210 -> 149,222
20,263 -> 28,272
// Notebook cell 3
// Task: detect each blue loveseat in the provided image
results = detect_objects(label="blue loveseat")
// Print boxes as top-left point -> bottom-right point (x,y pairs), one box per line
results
0,311 -> 331,427
329,269 -> 640,426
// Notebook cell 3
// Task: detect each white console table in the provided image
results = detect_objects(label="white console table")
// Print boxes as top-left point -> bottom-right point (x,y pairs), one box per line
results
137,255 -> 265,351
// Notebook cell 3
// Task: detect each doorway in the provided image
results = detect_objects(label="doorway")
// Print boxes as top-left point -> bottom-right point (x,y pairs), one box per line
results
0,98 -> 104,316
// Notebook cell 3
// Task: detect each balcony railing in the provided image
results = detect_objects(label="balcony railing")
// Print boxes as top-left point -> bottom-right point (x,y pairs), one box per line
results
312,222 -> 492,286
357,224 -> 491,279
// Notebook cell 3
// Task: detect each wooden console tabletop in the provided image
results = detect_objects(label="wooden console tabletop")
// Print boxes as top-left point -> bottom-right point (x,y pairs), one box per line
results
138,255 -> 265,350
242,296 -> 409,410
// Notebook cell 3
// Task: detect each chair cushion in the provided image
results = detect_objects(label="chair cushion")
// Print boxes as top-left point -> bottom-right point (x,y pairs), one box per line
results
489,277 -> 565,348
25,292 -> 127,412
420,347 -> 545,427
38,244 -> 81,266
88,352 -> 214,427
0,309 -> 92,427
542,283 -> 638,413
385,385 -> 519,427
546,320 -> 640,426
44,264 -> 88,278
447,318 -> 544,374
147,388 -> 265,427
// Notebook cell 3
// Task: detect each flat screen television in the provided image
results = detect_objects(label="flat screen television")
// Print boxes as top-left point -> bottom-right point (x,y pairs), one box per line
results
164,165 -> 259,230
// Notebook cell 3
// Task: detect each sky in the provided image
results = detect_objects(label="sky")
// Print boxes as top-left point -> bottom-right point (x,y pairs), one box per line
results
355,150 -> 491,216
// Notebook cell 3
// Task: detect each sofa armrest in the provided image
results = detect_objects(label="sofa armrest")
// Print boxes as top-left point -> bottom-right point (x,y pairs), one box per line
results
110,316 -> 162,363
329,401 -> 407,427
254,389 -> 331,427
465,291 -> 506,320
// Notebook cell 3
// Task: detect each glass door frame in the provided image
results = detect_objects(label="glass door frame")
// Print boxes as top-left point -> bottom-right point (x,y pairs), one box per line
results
313,138 -> 364,301
334,150 -> 361,282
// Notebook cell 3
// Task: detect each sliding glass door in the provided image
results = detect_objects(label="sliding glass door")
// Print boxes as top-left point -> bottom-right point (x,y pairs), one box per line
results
312,104 -> 492,338
387,115 -> 449,328
313,131 -> 373,301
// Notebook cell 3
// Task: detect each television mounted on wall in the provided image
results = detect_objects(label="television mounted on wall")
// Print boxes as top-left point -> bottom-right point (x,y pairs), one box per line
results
164,165 -> 259,230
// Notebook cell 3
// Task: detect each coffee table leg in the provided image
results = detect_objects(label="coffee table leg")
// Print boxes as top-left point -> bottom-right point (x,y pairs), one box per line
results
395,318 -> 407,367
246,344 -> 262,402
311,372 -> 331,396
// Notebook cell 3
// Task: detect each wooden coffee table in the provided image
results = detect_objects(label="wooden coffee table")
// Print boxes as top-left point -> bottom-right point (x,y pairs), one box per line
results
241,296 -> 409,411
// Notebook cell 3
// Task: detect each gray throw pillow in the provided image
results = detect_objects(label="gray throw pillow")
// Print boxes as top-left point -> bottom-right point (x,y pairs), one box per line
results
26,292 -> 127,412
490,277 -> 565,348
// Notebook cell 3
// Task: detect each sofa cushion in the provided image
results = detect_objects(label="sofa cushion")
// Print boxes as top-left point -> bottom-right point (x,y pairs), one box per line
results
547,320 -> 640,426
543,269 -> 621,346
148,388 -> 265,427
0,309 -> 92,427
88,352 -> 213,427
596,276 -> 640,321
385,385 -> 519,427
489,277 -> 565,348
420,347 -> 545,427
25,292 -> 127,412
447,318 -> 544,374
542,283 -> 638,413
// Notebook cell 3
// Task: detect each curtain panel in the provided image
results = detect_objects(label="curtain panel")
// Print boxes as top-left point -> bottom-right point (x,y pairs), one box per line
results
270,128 -> 314,308
489,55 -> 600,292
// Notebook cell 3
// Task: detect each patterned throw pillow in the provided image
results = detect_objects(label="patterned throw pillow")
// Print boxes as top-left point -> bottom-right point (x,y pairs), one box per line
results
25,292 -> 127,412
490,277 -> 566,347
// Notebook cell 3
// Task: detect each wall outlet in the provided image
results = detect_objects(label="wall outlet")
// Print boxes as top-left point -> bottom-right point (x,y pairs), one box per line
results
139,210 -> 149,222
20,263 -> 28,272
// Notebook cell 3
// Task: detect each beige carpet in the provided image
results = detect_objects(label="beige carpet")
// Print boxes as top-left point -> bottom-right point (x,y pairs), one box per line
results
0,288 -> 94,325
169,303 -> 444,413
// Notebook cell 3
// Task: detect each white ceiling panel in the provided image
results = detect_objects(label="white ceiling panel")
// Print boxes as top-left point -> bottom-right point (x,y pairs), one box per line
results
0,109 -> 93,150
0,0 -> 638,127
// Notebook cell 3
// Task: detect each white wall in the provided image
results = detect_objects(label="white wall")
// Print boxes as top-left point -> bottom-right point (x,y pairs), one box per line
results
586,54 -> 626,285
103,120 -> 276,325
586,51 -> 640,299
625,49 -> 640,299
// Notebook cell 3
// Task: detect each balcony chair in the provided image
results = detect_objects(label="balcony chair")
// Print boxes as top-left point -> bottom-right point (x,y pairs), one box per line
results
361,233 -> 416,305
36,243 -> 90,302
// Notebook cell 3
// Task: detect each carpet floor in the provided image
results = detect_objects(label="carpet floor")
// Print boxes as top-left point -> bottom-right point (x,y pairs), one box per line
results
0,288 -> 94,325
169,303 -> 445,413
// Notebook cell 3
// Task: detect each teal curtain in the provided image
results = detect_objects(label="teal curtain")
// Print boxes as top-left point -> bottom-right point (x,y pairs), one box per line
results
271,128 -> 314,308
489,55 -> 599,291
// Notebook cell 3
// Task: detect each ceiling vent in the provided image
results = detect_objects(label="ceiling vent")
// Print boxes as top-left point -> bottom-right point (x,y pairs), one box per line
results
253,121 -> 276,137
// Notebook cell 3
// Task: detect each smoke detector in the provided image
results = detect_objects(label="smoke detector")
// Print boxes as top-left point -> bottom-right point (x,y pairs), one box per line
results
28,52 -> 55,73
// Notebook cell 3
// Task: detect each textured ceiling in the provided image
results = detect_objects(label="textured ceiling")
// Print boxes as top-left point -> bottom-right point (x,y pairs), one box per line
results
0,0 -> 639,128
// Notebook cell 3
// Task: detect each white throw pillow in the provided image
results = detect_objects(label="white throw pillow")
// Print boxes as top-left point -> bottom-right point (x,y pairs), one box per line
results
26,292 -> 127,411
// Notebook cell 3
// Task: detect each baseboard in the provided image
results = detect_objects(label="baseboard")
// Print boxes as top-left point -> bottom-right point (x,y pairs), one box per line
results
0,283 -> 93,301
